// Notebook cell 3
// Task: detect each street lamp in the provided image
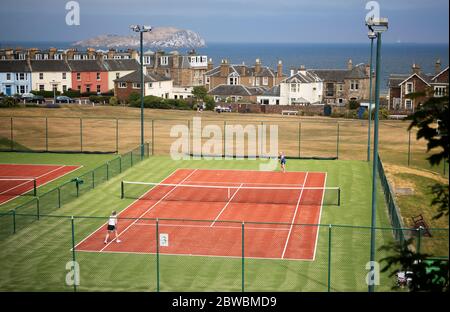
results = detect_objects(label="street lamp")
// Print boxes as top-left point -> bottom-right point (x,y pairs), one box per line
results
366,17 -> 388,293
367,30 -> 377,162
130,24 -> 152,159
51,80 -> 57,104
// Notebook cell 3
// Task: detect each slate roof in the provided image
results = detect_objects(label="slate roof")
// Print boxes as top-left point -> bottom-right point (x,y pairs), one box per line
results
114,70 -> 171,83
311,64 -> 368,82
284,71 -> 322,83
208,84 -> 267,96
30,60 -> 71,72
388,74 -> 409,88
205,64 -> 276,78
0,60 -> 31,72
261,85 -> 281,97
102,59 -> 140,71
67,60 -> 107,72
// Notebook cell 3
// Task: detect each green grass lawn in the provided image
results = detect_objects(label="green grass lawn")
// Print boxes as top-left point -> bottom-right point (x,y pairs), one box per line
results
0,152 -> 118,212
0,156 -> 403,292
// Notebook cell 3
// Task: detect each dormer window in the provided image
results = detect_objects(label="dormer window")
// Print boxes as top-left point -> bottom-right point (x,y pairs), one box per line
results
405,82 -> 413,94
160,56 -> 169,66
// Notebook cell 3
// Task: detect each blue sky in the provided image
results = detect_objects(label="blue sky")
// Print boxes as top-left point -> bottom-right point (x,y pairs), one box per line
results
0,0 -> 448,43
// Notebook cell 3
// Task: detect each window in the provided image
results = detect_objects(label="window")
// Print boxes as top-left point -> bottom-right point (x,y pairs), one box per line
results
76,73 -> 81,81
118,82 -> 127,88
434,86 -> 446,97
350,80 -> 359,91
132,83 -> 141,89
263,77 -> 268,86
143,56 -> 151,65
148,83 -> 153,88
19,85 -> 25,94
62,73 -> 66,79
35,54 -> 42,60
18,54 -> 26,60
291,83 -> 297,92
54,54 -> 62,60
405,99 -> 413,110
338,84 -> 344,91
326,83 -> 334,97
63,85 -> 67,92
86,85 -> 91,93
96,72 -> 101,80
39,85 -> 45,91
39,73 -> 44,80
16,73 -> 26,80
74,55 -> 81,60
229,76 -> 238,85
116,73 -> 120,79
255,77 -> 260,86
206,77 -> 210,84
6,73 -> 11,80
77,85 -> 81,91
43,54 -> 49,60
96,85 -> 101,93
160,56 -> 169,66
338,98 -> 344,104
405,82 -> 413,94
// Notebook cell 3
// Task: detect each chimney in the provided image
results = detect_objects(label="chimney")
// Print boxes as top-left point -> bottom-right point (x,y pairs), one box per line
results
290,68 -> 295,77
240,62 -> 246,76
220,59 -> 229,77
435,59 -> 442,75
255,58 -> 261,74
87,48 -> 95,59
207,58 -> 213,71
66,49 -> 74,60
298,65 -> 306,75
28,48 -> 39,61
365,64 -> 371,77
49,47 -> 56,59
277,60 -> 283,78
347,59 -> 353,70
412,63 -> 421,75
107,49 -> 115,60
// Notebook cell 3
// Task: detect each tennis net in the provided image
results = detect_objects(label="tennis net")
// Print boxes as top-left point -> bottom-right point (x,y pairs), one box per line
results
0,177 -> 37,197
121,181 -> 340,206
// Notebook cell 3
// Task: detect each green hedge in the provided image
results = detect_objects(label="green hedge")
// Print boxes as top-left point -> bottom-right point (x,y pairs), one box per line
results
31,90 -> 61,98
129,95 -> 194,110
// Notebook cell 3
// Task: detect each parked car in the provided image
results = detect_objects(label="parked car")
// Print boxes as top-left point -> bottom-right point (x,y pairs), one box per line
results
214,105 -> 232,113
56,96 -> 76,103
21,93 -> 45,104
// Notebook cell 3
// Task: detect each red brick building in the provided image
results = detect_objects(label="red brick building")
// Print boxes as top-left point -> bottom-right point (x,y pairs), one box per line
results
68,60 -> 109,94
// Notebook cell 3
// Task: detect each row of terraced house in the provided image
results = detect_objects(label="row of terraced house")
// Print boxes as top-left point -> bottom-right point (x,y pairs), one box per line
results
1,47 -> 448,113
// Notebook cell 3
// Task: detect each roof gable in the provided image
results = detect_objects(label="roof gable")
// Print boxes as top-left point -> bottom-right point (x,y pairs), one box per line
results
399,73 -> 431,86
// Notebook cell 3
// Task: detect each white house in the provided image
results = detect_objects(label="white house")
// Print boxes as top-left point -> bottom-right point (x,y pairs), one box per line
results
30,60 -> 72,93
114,70 -> 173,101
103,59 -> 140,91
258,69 -> 323,105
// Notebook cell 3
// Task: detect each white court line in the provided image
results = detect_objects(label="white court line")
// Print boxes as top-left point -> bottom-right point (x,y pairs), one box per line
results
210,183 -> 243,227
281,172 -> 308,259
74,168 -> 184,249
311,172 -> 328,261
100,169 -> 198,251
134,222 -> 290,232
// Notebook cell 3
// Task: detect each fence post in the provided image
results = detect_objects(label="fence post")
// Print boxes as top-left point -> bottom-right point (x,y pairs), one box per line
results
328,224 -> 332,292
71,216 -> 78,292
80,118 -> 83,153
407,129 -> 411,167
115,118 -> 119,154
12,209 -> 16,234
106,162 -> 109,181
151,119 -> 155,156
10,117 -> 13,151
119,156 -> 122,173
242,222 -> 245,293
187,119 -> 191,156
223,120 -> 227,157
36,198 -> 40,220
416,226 -> 422,254
336,123 -> 340,159
58,187 -> 61,208
120,181 -> 124,199
33,179 -> 37,197
76,180 -> 79,197
156,218 -> 160,292
92,171 -> 95,189
298,122 -> 301,158
45,117 -> 49,152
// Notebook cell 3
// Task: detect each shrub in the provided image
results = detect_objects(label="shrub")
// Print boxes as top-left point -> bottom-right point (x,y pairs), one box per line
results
0,97 -> 19,108
89,95 -> 110,104
204,96 -> 215,111
63,89 -> 81,98
128,92 -> 141,105
109,96 -> 118,106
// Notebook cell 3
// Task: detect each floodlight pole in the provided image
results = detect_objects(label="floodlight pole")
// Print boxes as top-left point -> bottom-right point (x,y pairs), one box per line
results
367,36 -> 375,162
140,30 -> 144,160
369,30 -> 382,293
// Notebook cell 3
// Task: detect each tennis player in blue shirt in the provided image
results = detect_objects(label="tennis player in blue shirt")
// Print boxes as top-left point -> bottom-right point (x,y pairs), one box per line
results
279,152 -> 286,173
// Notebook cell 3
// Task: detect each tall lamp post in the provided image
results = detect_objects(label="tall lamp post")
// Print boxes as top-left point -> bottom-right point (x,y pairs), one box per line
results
366,17 -> 388,293
130,24 -> 152,159
367,31 -> 377,162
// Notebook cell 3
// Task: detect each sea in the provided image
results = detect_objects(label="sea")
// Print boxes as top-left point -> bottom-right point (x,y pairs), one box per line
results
1,41 -> 448,92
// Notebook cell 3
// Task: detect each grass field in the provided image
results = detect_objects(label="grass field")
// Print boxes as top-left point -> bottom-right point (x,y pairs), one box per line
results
0,155 -> 410,292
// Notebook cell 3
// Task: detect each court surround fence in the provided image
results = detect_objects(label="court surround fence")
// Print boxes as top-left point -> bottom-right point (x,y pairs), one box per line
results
0,116 -> 448,176
0,212 -> 447,292
0,143 -> 149,238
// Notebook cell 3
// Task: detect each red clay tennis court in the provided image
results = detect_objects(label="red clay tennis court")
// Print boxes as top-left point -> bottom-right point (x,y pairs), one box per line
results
0,164 -> 81,205
76,169 -> 339,260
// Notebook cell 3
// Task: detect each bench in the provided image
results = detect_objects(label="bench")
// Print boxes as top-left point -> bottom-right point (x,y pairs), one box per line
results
281,110 -> 298,116
388,115 -> 408,120
412,214 -> 432,237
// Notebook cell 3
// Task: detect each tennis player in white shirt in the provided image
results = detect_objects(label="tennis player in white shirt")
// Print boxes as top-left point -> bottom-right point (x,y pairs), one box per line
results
104,211 -> 121,244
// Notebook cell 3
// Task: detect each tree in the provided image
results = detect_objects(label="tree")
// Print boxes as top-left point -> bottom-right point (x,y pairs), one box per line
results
379,239 -> 449,292
192,86 -> 208,101
348,99 -> 360,110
